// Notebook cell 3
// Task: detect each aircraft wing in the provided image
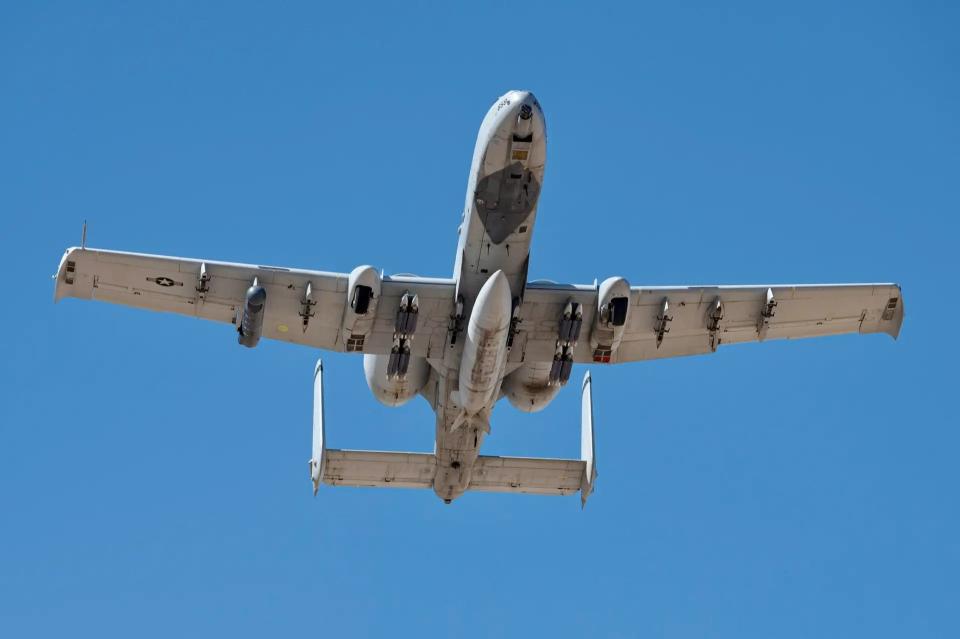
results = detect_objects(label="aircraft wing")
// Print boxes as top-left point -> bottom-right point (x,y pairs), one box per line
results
516,281 -> 904,365
54,247 -> 455,356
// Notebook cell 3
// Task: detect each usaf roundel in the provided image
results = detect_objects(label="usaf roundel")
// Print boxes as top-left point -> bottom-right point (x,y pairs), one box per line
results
147,276 -> 181,287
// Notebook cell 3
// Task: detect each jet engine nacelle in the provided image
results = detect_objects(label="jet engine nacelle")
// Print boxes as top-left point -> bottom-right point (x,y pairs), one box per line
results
363,353 -> 430,407
589,276 -> 631,362
502,361 -> 561,413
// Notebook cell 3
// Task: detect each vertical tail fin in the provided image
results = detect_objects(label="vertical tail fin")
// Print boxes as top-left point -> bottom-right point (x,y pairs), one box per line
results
310,359 -> 326,495
580,371 -> 597,508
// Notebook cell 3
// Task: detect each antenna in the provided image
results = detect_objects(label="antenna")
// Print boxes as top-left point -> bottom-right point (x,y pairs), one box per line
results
81,220 -> 87,249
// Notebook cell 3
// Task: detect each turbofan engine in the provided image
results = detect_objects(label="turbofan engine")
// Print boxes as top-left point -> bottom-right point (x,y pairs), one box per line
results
502,361 -> 561,413
363,353 -> 430,407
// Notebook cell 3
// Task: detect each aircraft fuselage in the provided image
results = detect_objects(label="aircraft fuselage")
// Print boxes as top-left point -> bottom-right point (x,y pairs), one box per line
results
430,91 -> 547,502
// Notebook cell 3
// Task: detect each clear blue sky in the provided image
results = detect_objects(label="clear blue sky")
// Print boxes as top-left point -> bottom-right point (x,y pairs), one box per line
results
2,2 -> 957,637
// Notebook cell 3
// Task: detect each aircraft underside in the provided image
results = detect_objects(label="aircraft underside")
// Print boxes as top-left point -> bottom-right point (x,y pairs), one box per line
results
53,90 -> 904,506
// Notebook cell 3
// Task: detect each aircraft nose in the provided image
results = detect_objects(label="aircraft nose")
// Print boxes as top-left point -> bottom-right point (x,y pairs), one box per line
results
505,90 -> 540,116
493,90 -> 545,144
493,90 -> 542,121
506,89 -> 534,103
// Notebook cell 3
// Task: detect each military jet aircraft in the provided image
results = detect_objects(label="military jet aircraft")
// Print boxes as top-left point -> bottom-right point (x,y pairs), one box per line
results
54,90 -> 904,505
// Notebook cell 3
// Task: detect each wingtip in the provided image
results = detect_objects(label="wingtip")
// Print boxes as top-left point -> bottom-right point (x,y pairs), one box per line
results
887,287 -> 905,341
886,314 -> 904,341
53,247 -> 82,304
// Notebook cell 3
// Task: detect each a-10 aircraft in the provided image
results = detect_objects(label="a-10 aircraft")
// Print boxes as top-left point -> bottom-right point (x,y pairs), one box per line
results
54,90 -> 904,506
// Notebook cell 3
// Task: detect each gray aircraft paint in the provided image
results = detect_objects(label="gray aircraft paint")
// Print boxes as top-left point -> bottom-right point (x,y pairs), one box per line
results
453,90 -> 547,314
474,161 -> 542,244
53,89 -> 904,505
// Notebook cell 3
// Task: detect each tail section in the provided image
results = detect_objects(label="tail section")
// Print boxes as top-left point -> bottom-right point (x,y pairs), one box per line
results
309,359 -> 598,506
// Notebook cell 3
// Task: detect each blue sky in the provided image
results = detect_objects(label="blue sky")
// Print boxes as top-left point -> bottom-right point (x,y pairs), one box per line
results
2,2 -> 958,637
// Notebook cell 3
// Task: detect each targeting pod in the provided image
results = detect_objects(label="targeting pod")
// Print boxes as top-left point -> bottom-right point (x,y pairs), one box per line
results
238,280 -> 267,348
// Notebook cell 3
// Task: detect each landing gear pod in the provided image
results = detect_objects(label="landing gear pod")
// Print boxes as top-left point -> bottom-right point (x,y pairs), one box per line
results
503,361 -> 561,413
363,353 -> 430,407
589,277 -> 631,363
238,280 -> 267,348
342,265 -> 381,352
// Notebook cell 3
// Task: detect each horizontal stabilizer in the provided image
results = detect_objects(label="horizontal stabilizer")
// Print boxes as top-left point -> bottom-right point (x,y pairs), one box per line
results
470,455 -> 585,496
324,450 -> 436,489
320,450 -> 586,497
